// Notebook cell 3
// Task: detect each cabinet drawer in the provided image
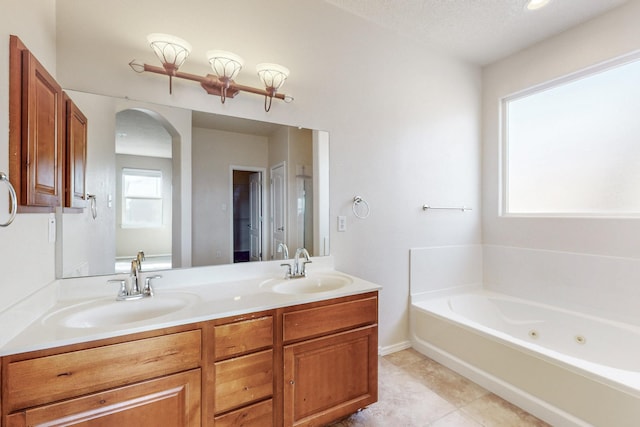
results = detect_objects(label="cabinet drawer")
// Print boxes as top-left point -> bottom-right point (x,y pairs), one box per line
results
214,349 -> 273,414
6,369 -> 201,427
5,330 -> 201,412
214,398 -> 273,427
214,316 -> 273,359
283,295 -> 377,343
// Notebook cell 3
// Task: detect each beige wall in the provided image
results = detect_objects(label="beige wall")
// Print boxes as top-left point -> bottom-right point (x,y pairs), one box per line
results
481,2 -> 640,317
0,1 -> 58,311
192,127 -> 269,266
482,1 -> 640,256
115,155 -> 173,259
4,0 -> 483,349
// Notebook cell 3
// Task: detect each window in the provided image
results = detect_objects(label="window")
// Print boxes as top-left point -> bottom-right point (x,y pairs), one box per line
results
503,55 -> 640,216
122,168 -> 163,228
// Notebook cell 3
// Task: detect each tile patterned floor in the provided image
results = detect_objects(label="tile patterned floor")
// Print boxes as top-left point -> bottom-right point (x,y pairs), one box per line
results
329,348 -> 551,427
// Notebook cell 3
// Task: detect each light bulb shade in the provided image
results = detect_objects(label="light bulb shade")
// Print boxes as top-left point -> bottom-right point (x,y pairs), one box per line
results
526,0 -> 550,10
256,63 -> 290,91
147,33 -> 192,71
207,50 -> 244,80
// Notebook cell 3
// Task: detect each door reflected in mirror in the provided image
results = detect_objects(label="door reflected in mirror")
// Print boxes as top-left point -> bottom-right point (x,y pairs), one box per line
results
59,91 -> 329,279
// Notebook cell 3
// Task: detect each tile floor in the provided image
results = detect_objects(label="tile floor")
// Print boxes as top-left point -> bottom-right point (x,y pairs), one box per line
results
329,348 -> 551,427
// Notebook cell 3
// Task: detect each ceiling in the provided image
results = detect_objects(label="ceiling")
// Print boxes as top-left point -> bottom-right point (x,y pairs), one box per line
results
323,0 -> 629,65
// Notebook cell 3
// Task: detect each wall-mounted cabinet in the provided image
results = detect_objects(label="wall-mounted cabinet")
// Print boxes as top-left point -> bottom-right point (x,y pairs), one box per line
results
64,94 -> 88,208
9,35 -> 87,211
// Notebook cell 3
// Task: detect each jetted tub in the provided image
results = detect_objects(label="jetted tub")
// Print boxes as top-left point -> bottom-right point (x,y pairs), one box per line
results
410,289 -> 640,427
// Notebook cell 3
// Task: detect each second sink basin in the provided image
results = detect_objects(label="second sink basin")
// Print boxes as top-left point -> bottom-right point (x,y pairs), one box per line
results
42,292 -> 201,329
264,273 -> 353,295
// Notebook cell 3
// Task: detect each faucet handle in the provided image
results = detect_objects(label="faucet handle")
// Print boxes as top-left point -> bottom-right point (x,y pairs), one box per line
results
107,279 -> 127,300
280,263 -> 292,279
143,275 -> 162,297
301,260 -> 312,276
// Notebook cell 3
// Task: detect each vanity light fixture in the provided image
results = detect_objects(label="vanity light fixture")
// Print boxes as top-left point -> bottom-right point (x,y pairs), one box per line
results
206,50 -> 244,103
257,63 -> 290,112
130,33 -> 293,112
146,33 -> 192,94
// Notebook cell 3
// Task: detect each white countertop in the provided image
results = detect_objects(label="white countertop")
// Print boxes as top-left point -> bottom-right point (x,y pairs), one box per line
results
0,256 -> 381,356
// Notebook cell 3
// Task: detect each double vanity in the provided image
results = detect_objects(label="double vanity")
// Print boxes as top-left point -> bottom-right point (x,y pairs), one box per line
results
0,257 -> 380,426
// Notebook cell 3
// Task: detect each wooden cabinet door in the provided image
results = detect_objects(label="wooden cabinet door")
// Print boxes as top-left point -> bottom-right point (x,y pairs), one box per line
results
283,326 -> 378,427
65,94 -> 88,208
6,369 -> 201,427
21,50 -> 63,207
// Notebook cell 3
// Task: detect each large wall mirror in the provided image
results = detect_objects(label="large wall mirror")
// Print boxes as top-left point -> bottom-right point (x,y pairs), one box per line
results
58,90 -> 330,279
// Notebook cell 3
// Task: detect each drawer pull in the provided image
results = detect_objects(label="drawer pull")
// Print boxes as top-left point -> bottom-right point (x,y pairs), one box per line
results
57,372 -> 72,377
289,380 -> 295,385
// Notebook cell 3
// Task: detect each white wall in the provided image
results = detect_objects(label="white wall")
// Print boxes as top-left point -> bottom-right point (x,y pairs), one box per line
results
0,0 -> 483,349
60,91 -> 117,277
0,1 -> 58,312
482,1 -> 640,320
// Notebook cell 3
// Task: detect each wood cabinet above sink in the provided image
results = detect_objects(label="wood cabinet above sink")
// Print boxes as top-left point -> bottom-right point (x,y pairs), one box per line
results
9,35 -> 87,212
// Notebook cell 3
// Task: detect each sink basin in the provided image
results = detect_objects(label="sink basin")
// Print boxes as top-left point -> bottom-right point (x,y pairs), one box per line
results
42,292 -> 200,329
265,274 -> 353,295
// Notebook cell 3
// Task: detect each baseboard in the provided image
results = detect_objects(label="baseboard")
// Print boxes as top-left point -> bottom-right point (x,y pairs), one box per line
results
378,340 -> 411,356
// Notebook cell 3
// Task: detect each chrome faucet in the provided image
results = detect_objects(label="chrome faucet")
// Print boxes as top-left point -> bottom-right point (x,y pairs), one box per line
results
294,247 -> 312,277
107,258 -> 161,301
280,247 -> 312,279
136,250 -> 145,269
277,243 -> 289,260
130,258 -> 141,295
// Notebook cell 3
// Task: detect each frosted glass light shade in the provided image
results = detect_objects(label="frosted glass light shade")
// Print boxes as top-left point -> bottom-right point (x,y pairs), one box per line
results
526,0 -> 550,10
256,63 -> 290,90
147,33 -> 192,70
206,50 -> 244,80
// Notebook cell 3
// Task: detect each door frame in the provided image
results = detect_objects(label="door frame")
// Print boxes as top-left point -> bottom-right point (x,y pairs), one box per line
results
270,161 -> 287,261
229,165 -> 266,264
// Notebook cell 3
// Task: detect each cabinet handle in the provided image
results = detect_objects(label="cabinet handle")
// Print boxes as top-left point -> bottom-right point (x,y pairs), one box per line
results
289,380 -> 295,385
87,194 -> 97,219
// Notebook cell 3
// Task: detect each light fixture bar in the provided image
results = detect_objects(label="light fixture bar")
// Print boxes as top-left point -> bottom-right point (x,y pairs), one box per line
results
130,34 -> 293,112
132,62 -> 290,101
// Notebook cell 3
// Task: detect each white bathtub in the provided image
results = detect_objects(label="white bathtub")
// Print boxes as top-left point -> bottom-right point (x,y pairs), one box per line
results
410,288 -> 640,427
